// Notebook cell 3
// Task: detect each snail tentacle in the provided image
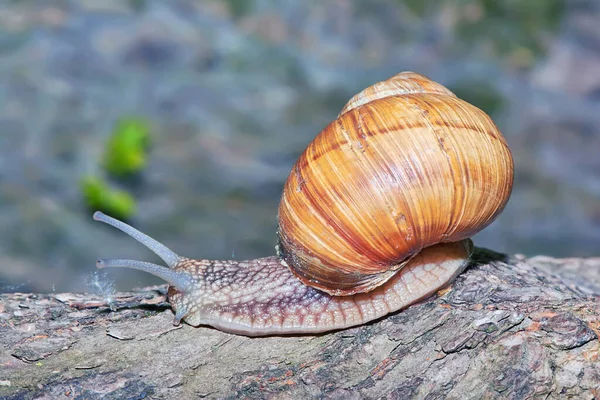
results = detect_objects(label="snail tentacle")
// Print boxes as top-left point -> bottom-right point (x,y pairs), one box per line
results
96,258 -> 193,292
93,211 -> 180,268
93,212 -> 194,292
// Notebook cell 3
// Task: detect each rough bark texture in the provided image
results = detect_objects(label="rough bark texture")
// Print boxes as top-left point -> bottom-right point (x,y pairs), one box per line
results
1,248 -> 599,399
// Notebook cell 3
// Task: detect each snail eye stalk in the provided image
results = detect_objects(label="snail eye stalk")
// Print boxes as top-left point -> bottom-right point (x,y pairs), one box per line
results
93,212 -> 192,292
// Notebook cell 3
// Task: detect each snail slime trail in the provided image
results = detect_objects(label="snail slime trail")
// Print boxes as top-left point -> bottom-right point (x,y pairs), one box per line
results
94,72 -> 513,336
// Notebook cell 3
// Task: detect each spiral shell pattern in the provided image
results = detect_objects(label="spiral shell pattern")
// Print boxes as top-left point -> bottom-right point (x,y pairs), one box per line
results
277,72 -> 513,295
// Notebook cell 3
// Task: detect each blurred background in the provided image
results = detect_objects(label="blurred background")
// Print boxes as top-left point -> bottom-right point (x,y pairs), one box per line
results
1,0 -> 599,294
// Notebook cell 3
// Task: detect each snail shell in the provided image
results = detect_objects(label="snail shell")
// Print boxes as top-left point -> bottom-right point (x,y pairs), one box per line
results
277,72 -> 513,295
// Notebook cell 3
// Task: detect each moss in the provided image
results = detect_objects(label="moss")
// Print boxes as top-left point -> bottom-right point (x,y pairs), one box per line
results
103,117 -> 152,178
80,176 -> 136,221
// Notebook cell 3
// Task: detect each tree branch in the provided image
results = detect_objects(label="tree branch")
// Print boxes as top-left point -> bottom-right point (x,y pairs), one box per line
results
1,248 -> 599,399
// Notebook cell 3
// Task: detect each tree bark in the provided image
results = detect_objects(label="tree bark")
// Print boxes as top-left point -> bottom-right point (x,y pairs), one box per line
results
1,248 -> 599,399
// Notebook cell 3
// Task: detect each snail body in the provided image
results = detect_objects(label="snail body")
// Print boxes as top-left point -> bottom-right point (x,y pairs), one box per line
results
94,72 -> 513,336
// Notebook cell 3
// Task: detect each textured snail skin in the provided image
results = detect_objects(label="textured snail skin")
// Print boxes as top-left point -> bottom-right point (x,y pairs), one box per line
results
168,240 -> 471,336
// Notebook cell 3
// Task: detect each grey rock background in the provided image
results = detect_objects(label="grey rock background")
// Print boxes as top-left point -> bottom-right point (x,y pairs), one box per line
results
1,0 -> 599,293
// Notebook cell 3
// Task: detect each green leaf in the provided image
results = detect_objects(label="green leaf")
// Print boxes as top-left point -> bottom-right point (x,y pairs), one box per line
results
80,176 -> 136,220
103,117 -> 152,178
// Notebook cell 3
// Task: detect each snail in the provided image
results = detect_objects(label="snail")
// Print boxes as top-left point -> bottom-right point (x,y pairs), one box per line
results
94,72 -> 513,336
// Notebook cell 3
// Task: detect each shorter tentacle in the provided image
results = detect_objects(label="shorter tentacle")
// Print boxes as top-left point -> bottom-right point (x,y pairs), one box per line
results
97,259 -> 193,292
